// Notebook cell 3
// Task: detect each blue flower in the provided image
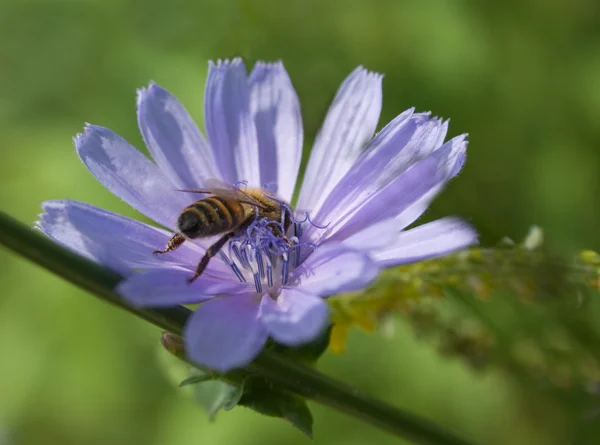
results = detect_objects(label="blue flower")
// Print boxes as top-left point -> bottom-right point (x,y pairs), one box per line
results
37,59 -> 477,371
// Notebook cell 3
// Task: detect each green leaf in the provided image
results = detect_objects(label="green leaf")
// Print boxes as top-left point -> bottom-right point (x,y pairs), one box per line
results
191,379 -> 244,420
239,384 -> 314,438
179,374 -> 214,387
156,336 -> 244,420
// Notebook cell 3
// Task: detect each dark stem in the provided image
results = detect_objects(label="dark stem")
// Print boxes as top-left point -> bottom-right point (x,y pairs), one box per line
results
0,210 -> 476,445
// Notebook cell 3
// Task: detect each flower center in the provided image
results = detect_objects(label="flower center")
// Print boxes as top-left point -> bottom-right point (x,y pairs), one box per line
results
218,212 -> 317,294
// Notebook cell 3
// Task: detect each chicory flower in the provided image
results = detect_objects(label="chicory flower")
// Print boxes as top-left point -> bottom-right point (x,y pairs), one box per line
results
37,59 -> 477,371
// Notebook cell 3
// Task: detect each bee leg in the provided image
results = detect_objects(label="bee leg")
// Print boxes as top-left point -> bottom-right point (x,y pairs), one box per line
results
188,231 -> 237,284
153,233 -> 186,255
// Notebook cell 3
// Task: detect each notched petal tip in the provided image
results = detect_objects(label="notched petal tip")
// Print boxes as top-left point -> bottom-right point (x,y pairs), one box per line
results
209,57 -> 246,70
355,65 -> 384,81
136,82 -> 171,114
449,134 -> 469,165
254,59 -> 284,69
38,199 -> 69,222
73,123 -> 109,153
348,65 -> 384,82
72,123 -> 92,146
136,81 -> 161,106
33,206 -> 50,230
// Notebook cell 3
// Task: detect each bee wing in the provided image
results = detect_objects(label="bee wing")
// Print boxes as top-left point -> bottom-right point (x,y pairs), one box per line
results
177,178 -> 268,209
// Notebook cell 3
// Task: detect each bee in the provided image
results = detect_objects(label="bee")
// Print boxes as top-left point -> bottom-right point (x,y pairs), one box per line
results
153,180 -> 291,283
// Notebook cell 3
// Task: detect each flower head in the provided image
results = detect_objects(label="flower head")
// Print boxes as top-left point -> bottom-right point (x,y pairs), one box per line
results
37,59 -> 477,371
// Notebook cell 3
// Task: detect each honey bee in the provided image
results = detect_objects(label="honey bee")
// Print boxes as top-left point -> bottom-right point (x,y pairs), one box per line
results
153,180 -> 291,283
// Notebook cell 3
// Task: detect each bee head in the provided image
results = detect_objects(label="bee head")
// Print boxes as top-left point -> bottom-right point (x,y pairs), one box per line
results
177,212 -> 201,238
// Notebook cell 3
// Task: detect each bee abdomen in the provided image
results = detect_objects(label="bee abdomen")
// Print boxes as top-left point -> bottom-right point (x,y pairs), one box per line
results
179,197 -> 244,238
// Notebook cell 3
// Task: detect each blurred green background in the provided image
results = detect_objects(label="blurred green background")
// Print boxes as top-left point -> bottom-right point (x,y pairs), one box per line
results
1,0 -> 600,444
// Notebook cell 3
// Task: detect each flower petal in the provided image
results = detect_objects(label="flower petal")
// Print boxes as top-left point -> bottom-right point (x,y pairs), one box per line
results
75,124 -> 192,230
36,200 -> 199,276
341,218 -> 399,251
393,134 -> 468,231
316,134 -> 468,244
204,59 -> 260,186
249,61 -> 303,202
137,83 -> 221,189
294,244 -> 379,295
184,295 -> 268,371
259,289 -> 329,346
117,268 -> 250,307
372,217 -> 478,267
296,67 -> 382,215
311,112 -> 447,234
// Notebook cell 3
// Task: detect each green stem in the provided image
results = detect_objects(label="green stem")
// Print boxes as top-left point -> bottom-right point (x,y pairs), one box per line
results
0,210 -> 475,445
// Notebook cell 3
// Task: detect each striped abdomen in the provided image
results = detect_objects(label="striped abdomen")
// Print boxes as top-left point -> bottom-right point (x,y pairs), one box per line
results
177,197 -> 248,239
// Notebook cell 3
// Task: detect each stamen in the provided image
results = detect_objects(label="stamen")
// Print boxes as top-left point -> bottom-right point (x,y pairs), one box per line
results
304,212 -> 330,229
256,249 -> 265,278
294,212 -> 309,224
253,273 -> 263,293
282,252 -> 289,285
246,244 -> 256,268
295,222 -> 303,238
219,251 -> 246,282
231,243 -> 245,267
289,247 -> 296,270
267,265 -> 273,287
220,206 -> 327,287
263,254 -> 273,288
232,263 -> 246,282
240,244 -> 251,269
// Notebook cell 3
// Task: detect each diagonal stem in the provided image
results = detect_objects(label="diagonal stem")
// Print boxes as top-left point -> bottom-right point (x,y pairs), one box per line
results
0,210 -> 476,445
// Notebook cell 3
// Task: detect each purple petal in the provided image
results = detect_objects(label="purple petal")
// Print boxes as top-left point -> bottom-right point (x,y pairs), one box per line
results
393,134 -> 469,231
184,295 -> 267,371
310,113 -> 447,237
259,289 -> 329,346
75,124 -> 192,231
36,200 -> 199,276
294,244 -> 379,295
249,61 -> 303,202
204,59 -> 260,186
316,134 -> 468,244
393,200 -> 432,232
296,67 -> 382,215
317,154 -> 438,242
372,217 -> 478,267
117,268 -> 250,307
341,218 -> 399,251
137,83 -> 221,189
